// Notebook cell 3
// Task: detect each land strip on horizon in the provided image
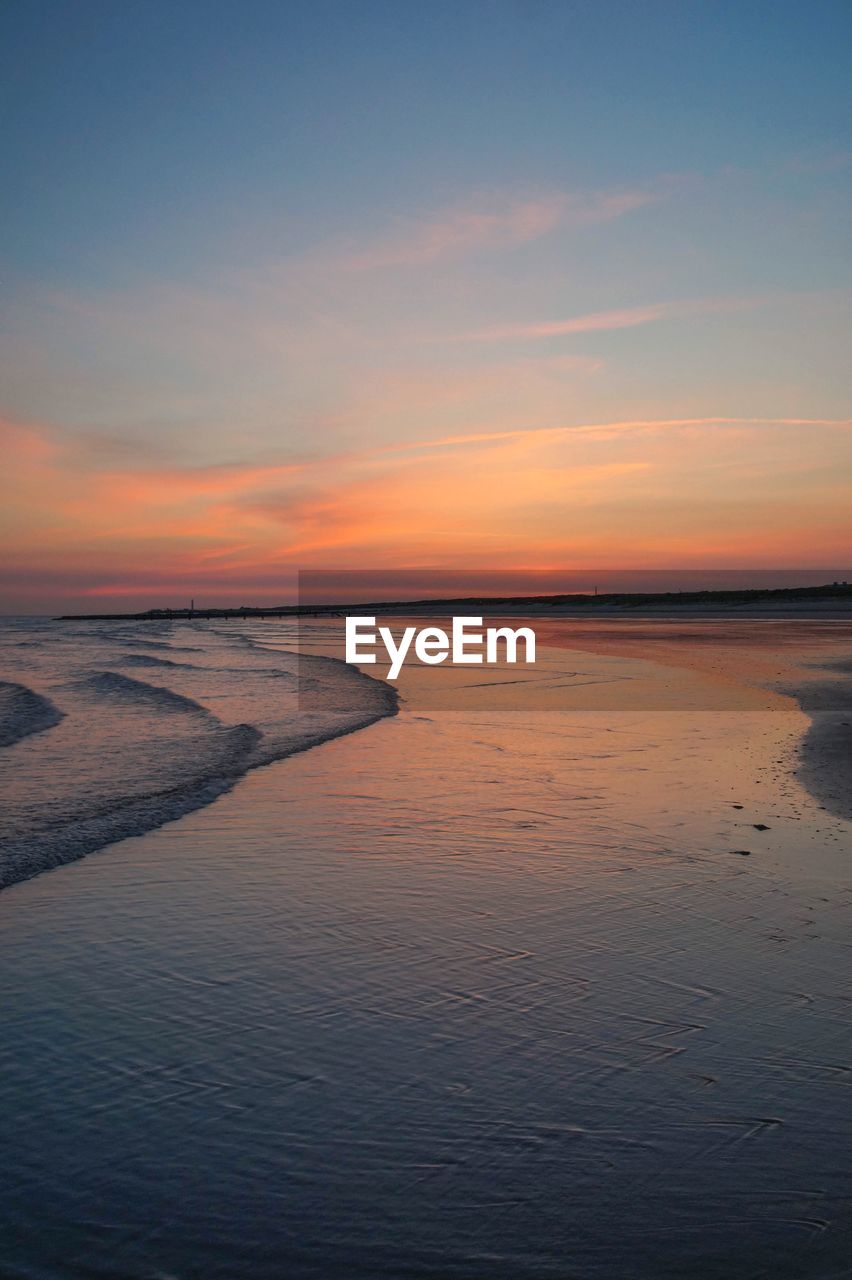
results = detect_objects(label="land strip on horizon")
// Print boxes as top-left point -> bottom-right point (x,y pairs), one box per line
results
58,582 -> 852,621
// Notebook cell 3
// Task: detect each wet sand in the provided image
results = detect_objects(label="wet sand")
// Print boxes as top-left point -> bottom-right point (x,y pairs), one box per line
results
1,622 -> 850,1278
531,618 -> 852,822
306,612 -> 852,823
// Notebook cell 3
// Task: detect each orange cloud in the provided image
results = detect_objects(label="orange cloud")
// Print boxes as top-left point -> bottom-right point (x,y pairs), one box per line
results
2,410 -> 850,609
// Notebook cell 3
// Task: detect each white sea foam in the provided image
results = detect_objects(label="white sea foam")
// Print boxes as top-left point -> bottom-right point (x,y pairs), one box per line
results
0,617 -> 396,888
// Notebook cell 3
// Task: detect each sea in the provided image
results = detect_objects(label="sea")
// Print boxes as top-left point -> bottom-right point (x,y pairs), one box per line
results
0,616 -> 395,889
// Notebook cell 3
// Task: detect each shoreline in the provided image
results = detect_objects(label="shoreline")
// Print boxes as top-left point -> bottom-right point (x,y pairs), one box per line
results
305,611 -> 852,833
2,614 -> 847,895
783,665 -> 852,823
0,627 -> 400,893
526,619 -> 852,824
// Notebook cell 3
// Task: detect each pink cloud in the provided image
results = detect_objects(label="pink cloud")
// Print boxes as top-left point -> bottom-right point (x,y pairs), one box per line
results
376,416 -> 852,455
340,187 -> 657,271
455,293 -> 785,344
463,304 -> 669,342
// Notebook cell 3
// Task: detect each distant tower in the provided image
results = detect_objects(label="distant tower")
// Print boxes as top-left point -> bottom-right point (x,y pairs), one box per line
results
190,598 -> 195,617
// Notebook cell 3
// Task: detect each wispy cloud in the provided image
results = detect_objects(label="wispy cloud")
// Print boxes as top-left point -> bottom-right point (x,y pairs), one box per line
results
461,304 -> 668,343
339,187 -> 657,271
454,295 -> 779,344
376,416 -> 852,455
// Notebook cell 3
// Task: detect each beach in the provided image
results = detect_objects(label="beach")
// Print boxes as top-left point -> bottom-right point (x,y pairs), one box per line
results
0,616 -> 850,1278
5,1 -> 852,1274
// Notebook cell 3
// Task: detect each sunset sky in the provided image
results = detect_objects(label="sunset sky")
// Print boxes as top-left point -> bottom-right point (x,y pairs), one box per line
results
2,0 -> 851,612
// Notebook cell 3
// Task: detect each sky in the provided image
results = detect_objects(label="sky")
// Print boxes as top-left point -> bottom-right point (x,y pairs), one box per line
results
1,0 -> 851,612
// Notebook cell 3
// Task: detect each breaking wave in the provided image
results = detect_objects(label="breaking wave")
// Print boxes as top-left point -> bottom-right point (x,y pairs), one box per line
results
0,681 -> 65,748
0,618 -> 397,889
69,670 -> 215,717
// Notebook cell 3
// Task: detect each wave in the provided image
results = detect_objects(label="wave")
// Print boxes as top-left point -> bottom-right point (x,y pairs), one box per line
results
0,634 -> 397,890
115,654 -> 294,680
0,682 -> 65,748
110,637 -> 204,653
116,653 -> 199,669
0,722 -> 262,889
68,670 -> 214,717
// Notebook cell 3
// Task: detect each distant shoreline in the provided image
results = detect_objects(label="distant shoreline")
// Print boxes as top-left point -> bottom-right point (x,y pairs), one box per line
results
57,582 -> 852,621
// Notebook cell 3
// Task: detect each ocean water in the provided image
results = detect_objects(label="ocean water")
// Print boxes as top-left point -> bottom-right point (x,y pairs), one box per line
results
0,617 -> 395,889
1,618 -> 850,1279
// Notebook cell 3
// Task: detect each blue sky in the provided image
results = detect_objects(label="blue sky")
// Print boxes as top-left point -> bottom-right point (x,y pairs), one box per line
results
4,0 -> 851,282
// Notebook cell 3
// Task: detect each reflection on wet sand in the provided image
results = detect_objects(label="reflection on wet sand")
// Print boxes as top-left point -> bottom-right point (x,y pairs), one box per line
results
0,617 -> 850,1278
